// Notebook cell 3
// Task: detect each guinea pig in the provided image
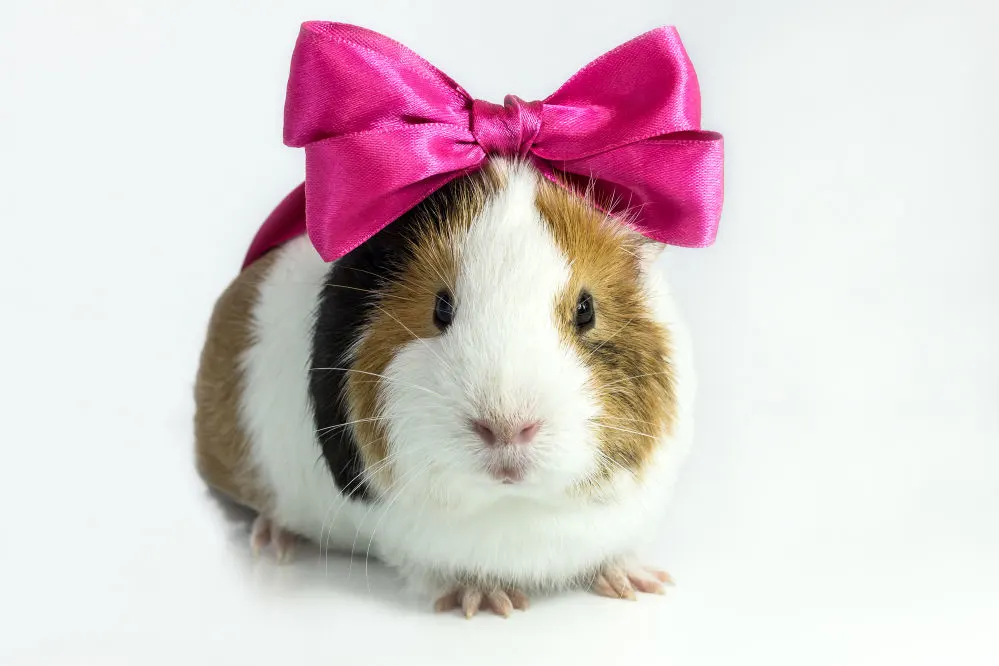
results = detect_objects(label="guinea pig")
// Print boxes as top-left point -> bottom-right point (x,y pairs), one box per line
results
194,158 -> 696,617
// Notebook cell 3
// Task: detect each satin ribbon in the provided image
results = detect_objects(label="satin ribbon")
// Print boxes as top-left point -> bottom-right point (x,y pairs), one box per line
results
243,22 -> 724,267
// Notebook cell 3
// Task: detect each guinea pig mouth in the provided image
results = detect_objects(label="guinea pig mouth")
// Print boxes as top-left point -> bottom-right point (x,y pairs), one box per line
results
482,450 -> 531,484
488,463 -> 526,484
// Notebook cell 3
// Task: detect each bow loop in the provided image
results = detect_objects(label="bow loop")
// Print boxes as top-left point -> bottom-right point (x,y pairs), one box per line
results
471,95 -> 543,159
243,22 -> 724,268
283,21 -> 472,147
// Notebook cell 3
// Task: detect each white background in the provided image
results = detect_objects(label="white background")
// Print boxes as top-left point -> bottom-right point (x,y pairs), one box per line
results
2,1 -> 997,664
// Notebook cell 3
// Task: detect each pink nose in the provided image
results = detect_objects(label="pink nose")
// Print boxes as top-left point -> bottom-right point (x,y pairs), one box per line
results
472,419 -> 541,446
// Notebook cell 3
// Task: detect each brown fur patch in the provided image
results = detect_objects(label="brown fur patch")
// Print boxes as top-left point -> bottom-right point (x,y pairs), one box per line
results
347,167 -> 505,489
536,179 -> 677,482
193,254 -> 277,512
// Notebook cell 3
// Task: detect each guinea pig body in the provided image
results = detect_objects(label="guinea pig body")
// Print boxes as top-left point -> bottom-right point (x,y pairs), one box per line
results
195,160 -> 696,612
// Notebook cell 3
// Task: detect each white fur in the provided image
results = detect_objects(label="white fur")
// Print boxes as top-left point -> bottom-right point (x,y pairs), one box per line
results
239,165 -> 696,595
238,236 -> 356,546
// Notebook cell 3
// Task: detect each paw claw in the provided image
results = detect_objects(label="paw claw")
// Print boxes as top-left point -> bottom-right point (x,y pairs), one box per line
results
433,591 -> 460,613
592,561 -> 671,600
250,516 -> 271,555
435,585 -> 529,618
628,574 -> 665,595
508,589 -> 530,610
274,530 -> 296,563
650,568 -> 674,585
592,573 -> 617,599
249,515 -> 295,563
486,589 -> 514,617
461,588 -> 483,618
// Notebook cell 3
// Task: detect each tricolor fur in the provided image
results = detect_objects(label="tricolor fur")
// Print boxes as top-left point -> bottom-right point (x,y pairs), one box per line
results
194,160 -> 696,594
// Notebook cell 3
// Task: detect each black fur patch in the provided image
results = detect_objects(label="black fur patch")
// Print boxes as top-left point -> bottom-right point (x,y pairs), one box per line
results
309,181 -> 464,502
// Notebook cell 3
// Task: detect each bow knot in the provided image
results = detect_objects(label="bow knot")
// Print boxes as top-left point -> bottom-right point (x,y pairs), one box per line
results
243,22 -> 724,268
471,95 -> 543,158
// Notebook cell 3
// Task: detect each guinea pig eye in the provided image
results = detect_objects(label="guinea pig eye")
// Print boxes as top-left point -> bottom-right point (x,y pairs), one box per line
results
575,291 -> 595,331
433,290 -> 455,330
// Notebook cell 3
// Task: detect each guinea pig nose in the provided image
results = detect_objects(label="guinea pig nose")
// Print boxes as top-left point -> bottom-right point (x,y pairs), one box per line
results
514,422 -> 541,444
472,420 -> 498,446
472,420 -> 541,446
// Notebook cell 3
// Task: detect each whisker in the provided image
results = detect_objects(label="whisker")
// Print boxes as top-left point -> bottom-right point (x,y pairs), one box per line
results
333,264 -> 441,300
346,460 -> 429,580
362,461 -> 432,594
592,450 -> 654,519
319,438 -> 393,531
588,446 -> 656,516
315,416 -> 392,436
593,414 -> 662,428
369,302 -> 457,377
310,367 -> 444,399
334,264 -> 391,285
319,439 -> 393,573
408,476 -> 434,539
595,449 -> 640,484
602,370 -> 673,388
322,283 -> 416,303
585,315 -> 636,362
591,422 -> 658,440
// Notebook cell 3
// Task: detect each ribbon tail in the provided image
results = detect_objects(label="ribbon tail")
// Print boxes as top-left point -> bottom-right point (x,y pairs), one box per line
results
243,183 -> 307,269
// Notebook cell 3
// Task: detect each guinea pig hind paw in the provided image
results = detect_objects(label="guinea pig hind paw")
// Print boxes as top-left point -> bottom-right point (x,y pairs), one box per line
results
249,515 -> 296,563
434,586 -> 529,618
591,562 -> 673,599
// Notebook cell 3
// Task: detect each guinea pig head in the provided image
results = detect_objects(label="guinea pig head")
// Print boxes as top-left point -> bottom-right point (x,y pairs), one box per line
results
346,161 -> 677,505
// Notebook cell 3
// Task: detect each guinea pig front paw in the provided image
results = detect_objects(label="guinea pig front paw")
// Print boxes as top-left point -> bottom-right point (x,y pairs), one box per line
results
434,585 -> 530,619
249,514 -> 297,563
591,560 -> 674,600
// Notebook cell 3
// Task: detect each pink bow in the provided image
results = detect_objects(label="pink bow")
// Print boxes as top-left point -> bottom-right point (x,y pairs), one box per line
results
243,22 -> 724,267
